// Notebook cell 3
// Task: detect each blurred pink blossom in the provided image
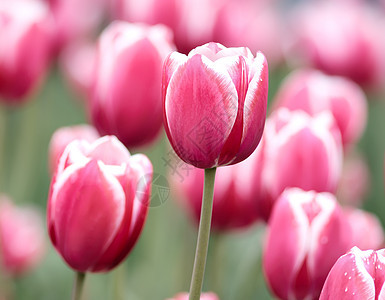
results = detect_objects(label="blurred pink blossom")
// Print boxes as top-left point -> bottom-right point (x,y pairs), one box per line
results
166,292 -> 219,300
0,0 -> 53,102
0,197 -> 45,276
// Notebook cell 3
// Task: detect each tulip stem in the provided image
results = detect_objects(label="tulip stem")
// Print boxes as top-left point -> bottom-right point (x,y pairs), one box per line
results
189,167 -> 217,300
72,272 -> 86,300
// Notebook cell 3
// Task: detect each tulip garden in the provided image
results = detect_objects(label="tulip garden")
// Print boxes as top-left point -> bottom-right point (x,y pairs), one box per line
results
1,0 -> 385,300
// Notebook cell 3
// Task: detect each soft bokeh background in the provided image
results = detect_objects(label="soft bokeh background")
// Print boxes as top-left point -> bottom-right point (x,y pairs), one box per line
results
1,0 -> 385,299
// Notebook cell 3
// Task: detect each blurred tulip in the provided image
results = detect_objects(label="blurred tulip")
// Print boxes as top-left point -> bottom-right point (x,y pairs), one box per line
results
344,207 -> 384,250
45,0 -> 106,52
0,0 -> 53,102
166,292 -> 219,300
213,0 -> 283,67
286,1 -> 385,88
256,108 -> 343,221
0,197 -> 45,276
337,151 -> 370,206
320,247 -> 385,299
170,150 -> 262,231
264,188 -> 352,300
48,124 -> 99,173
110,0 -> 218,54
59,40 -> 97,101
90,22 -> 174,148
47,136 -> 152,272
163,42 -> 268,169
273,69 -> 367,146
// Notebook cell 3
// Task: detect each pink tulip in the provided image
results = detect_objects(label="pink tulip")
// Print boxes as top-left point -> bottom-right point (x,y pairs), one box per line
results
170,149 -> 262,231
337,151 -> 370,207
212,0 -> 283,67
264,188 -> 352,300
0,0 -> 53,102
45,0 -> 106,52
273,69 -> 367,146
0,197 -> 45,275
48,124 -> 99,173
163,42 -> 268,169
320,247 -> 385,299
166,292 -> 219,300
90,22 -> 174,148
59,40 -> 97,101
256,108 -> 343,221
344,208 -> 384,251
47,136 -> 152,272
286,1 -> 385,88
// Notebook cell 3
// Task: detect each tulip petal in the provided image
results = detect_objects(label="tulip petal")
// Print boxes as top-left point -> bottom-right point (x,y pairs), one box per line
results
164,54 -> 238,168
320,248 -> 375,300
231,52 -> 268,164
52,160 -> 125,271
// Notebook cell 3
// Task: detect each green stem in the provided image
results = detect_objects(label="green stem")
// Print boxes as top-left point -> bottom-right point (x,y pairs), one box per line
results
72,272 -> 86,300
189,167 -> 217,300
0,104 -> 6,191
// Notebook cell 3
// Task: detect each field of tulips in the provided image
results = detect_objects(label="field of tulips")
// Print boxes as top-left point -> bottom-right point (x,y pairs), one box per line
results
1,0 -> 385,300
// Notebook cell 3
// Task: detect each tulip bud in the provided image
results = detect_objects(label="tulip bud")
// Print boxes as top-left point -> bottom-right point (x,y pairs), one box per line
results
344,207 -> 384,251
166,292 -> 219,300
0,197 -> 45,275
90,22 -> 175,148
163,42 -> 268,169
47,136 -> 152,272
263,188 -> 352,300
320,247 -> 385,299
273,69 -> 367,146
48,124 -> 99,173
170,150 -> 261,231
257,108 -> 343,221
0,0 -> 53,102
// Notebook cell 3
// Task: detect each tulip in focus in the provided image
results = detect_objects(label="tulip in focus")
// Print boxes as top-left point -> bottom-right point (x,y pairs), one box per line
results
47,136 -> 152,272
91,22 -> 174,148
0,0 -> 53,102
273,69 -> 367,146
167,292 -> 219,300
264,188 -> 352,300
344,207 -> 384,250
286,1 -> 385,88
48,124 -> 99,173
163,42 -> 268,169
0,197 -> 45,275
320,247 -> 385,299
256,108 -> 343,220
170,150 -> 262,231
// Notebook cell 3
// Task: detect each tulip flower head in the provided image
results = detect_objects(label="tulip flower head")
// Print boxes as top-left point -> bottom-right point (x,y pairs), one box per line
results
0,0 -> 53,102
320,247 -> 385,299
273,69 -> 367,146
263,188 -> 352,300
91,21 -> 175,148
0,197 -> 45,276
47,136 -> 152,272
163,42 -> 268,169
256,108 -> 343,221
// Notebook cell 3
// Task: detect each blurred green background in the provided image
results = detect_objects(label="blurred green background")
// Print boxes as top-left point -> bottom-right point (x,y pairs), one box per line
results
0,63 -> 384,300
